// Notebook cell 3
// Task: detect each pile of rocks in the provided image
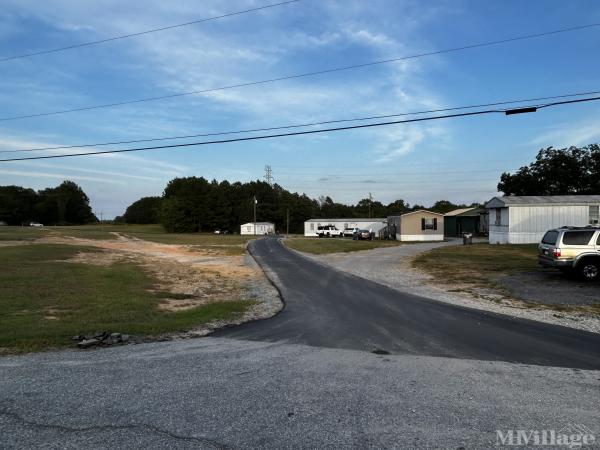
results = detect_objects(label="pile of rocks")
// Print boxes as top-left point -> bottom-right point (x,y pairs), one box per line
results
72,331 -> 131,349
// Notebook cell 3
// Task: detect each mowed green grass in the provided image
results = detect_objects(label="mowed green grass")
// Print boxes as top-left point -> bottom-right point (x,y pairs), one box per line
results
0,226 -> 49,241
1,225 -> 253,255
0,244 -> 253,353
285,237 -> 402,254
412,243 -> 538,286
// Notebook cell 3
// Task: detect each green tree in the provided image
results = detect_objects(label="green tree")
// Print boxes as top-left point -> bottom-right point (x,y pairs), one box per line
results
36,181 -> 96,225
0,186 -> 37,225
123,196 -> 162,224
498,144 -> 599,195
430,200 -> 466,214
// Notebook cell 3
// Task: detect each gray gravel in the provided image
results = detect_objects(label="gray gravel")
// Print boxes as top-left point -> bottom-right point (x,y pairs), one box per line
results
303,240 -> 600,334
1,337 -> 598,449
498,270 -> 600,306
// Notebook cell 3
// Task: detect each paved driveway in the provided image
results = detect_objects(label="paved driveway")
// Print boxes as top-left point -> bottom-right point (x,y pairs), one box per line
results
215,238 -> 600,369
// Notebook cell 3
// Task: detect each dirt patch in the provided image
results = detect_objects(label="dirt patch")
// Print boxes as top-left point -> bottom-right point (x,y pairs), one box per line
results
66,249 -> 132,266
36,233 -> 282,334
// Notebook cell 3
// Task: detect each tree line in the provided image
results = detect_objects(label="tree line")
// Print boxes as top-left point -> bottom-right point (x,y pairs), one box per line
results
4,144 -> 595,231
118,177 -> 474,233
0,181 -> 96,225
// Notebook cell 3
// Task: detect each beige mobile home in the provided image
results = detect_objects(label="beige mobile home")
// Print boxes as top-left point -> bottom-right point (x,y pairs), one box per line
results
392,210 -> 444,241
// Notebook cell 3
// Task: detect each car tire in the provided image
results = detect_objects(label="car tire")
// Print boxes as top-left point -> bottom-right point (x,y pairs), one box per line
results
578,259 -> 599,281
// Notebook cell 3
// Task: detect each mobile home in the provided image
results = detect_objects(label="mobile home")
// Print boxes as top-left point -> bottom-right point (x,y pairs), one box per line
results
485,195 -> 600,244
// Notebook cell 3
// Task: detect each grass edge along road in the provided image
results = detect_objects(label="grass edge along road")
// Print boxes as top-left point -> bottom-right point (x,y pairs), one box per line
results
284,237 -> 403,254
0,244 -> 254,354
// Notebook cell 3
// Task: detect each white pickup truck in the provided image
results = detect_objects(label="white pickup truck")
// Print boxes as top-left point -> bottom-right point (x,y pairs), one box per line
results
317,225 -> 342,238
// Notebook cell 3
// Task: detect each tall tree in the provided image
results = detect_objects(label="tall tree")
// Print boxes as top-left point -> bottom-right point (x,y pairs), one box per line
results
0,186 -> 37,225
498,144 -> 599,195
123,196 -> 162,224
36,181 -> 96,225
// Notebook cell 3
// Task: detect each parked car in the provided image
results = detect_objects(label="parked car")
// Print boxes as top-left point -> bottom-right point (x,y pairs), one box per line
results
214,230 -> 230,234
29,222 -> 44,227
538,226 -> 600,281
317,225 -> 342,238
353,229 -> 373,241
342,227 -> 360,238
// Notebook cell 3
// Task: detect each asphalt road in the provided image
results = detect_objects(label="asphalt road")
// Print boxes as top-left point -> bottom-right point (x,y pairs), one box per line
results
216,238 -> 600,369
2,338 -> 599,449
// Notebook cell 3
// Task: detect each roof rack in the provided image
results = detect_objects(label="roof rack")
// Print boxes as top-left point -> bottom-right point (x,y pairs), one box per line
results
557,225 -> 600,230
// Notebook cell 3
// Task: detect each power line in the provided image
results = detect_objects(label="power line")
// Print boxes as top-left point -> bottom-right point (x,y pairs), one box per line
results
2,89 -> 599,154
0,1 -> 299,63
1,95 -> 599,163
2,22 -> 599,122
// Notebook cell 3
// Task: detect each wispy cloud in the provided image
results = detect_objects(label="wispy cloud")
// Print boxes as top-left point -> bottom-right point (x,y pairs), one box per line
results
0,169 -> 127,185
528,116 -> 600,148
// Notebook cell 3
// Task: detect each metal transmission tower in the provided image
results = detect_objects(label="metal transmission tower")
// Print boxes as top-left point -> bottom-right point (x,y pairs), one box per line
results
264,165 -> 274,186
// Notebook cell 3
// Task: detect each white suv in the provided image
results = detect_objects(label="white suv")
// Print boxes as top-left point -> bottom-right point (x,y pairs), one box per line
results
538,226 -> 600,281
317,225 -> 342,238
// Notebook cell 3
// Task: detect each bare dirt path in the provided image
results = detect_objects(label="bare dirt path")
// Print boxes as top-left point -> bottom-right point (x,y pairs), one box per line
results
34,233 -> 282,336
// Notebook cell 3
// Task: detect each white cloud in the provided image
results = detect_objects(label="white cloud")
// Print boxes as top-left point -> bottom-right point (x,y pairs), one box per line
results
0,168 -> 127,185
529,117 -> 600,148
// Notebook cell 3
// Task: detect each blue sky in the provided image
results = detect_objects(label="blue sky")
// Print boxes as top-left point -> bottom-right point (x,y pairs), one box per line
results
1,0 -> 599,218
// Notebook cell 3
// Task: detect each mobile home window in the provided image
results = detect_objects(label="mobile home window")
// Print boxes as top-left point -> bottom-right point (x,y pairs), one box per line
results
310,223 -> 314,230
495,209 -> 501,226
421,218 -> 437,230
590,206 -> 599,225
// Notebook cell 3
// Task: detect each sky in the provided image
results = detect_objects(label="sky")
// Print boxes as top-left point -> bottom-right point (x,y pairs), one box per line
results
1,0 -> 599,218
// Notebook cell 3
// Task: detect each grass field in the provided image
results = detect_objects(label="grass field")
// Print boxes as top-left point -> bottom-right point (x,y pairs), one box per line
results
285,237 -> 402,254
0,244 -> 253,353
0,225 -> 253,255
412,243 -> 538,289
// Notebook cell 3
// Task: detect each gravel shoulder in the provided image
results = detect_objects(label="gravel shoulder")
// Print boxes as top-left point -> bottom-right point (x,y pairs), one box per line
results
299,239 -> 600,334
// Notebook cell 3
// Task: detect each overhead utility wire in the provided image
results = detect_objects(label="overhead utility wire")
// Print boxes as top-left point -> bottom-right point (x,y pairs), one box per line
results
2,22 -> 599,122
2,96 -> 599,163
2,89 -> 598,154
0,1 -> 299,63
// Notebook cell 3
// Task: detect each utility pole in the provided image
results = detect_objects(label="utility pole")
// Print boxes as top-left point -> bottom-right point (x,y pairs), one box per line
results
368,192 -> 373,219
264,165 -> 273,187
100,211 -> 103,231
286,208 -> 290,236
253,196 -> 257,236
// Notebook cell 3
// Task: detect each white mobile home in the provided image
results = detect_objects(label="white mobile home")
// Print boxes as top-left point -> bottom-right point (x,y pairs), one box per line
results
240,222 -> 275,235
304,218 -> 386,237
486,195 -> 600,244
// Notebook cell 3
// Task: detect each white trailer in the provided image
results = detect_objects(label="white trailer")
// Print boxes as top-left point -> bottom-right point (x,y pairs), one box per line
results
240,222 -> 275,235
486,195 -> 600,244
304,218 -> 386,237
